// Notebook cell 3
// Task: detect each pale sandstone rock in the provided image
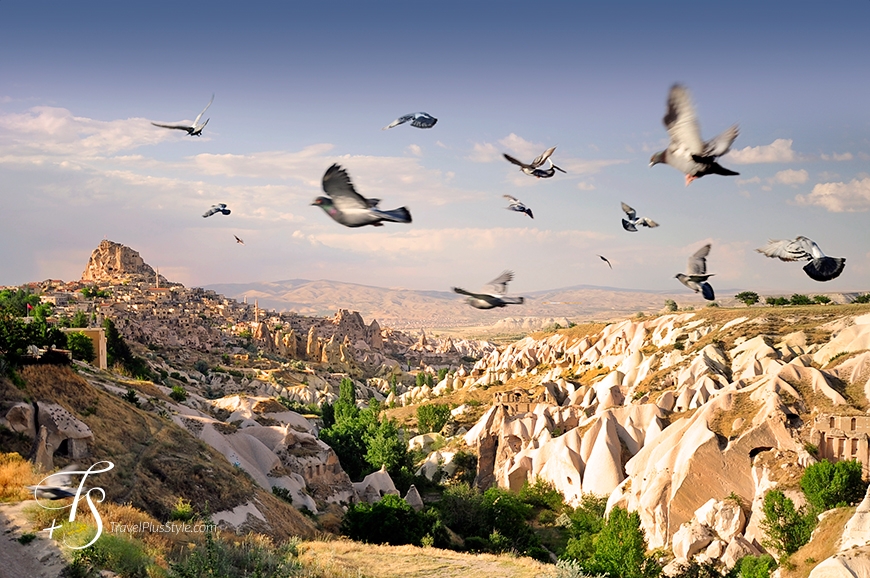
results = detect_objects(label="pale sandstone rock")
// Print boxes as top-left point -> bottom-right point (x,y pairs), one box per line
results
672,519 -> 714,559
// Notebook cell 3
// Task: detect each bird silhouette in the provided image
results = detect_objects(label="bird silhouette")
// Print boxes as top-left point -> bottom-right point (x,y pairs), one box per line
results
675,244 -> 715,300
312,164 -> 412,228
234,235 -> 245,245
650,85 -> 738,186
621,202 -> 659,232
756,236 -> 846,282
504,195 -> 534,219
203,203 -> 231,218
598,255 -> 613,269
382,112 -> 437,130
152,94 -> 214,136
503,146 -> 566,179
452,271 -> 525,310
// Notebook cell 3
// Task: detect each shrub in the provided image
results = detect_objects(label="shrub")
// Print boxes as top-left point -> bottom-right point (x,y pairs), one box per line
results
520,477 -> 564,512
582,506 -> 661,578
342,494 -> 445,547
69,532 -> 154,578
417,403 -> 451,434
738,554 -> 776,578
194,360 -> 210,374
735,291 -> 760,306
122,389 -> 140,408
67,332 -> 95,363
437,367 -> 450,382
169,385 -> 188,402
170,530 -> 300,578
766,297 -> 790,306
789,294 -> 813,306
664,299 -> 678,312
852,293 -> 870,304
760,489 -> 814,561
813,295 -> 832,305
170,497 -> 196,521
800,459 -> 868,512
563,493 -> 607,563
272,486 -> 293,504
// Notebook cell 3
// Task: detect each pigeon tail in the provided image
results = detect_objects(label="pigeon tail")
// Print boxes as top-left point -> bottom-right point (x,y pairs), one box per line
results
803,257 -> 846,282
501,296 -> 525,305
373,207 -> 412,224
700,282 -> 715,301
622,219 -> 638,232
702,162 -> 739,176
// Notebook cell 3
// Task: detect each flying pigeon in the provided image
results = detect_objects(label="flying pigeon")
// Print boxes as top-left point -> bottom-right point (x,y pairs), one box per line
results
312,164 -> 412,228
26,464 -> 80,500
203,203 -> 231,218
621,202 -> 659,232
452,270 -> 525,310
755,236 -> 846,282
382,112 -> 438,130
151,94 -> 214,137
676,244 -> 715,300
597,255 -> 612,269
504,195 -> 533,219
650,85 -> 739,186
504,146 -> 567,179
234,235 -> 245,245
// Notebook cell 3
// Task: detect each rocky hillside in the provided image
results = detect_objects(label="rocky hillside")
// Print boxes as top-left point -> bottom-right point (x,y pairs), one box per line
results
81,239 -> 171,285
396,304 -> 870,574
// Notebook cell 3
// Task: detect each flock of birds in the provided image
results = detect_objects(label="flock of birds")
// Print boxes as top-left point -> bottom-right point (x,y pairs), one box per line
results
150,84 -> 847,310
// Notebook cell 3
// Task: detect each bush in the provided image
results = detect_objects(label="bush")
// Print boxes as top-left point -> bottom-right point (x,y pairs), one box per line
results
766,297 -> 790,306
123,389 -> 140,408
437,367 -> 450,382
67,332 -> 95,363
738,554 -> 776,578
582,506 -> 661,578
813,295 -> 832,304
735,291 -> 760,306
563,493 -> 608,564
417,403 -> 451,434
520,477 -> 564,512
170,497 -> 196,521
760,489 -> 814,561
789,294 -> 813,306
170,385 -> 188,402
69,532 -> 154,578
664,299 -> 678,312
852,293 -> 870,304
194,360 -> 210,374
800,459 -> 868,512
170,530 -> 300,578
342,494 -> 445,547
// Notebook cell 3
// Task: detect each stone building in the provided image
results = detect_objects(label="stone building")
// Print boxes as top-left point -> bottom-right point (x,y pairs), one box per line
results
810,414 -> 870,476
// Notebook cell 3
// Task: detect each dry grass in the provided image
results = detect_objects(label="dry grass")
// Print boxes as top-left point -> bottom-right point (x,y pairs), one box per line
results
708,392 -> 761,440
0,365 -> 317,541
780,506 -> 856,578
297,539 -> 557,578
0,453 -> 40,502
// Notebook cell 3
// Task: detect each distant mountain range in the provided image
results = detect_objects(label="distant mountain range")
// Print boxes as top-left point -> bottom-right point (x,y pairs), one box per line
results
204,278 -> 717,330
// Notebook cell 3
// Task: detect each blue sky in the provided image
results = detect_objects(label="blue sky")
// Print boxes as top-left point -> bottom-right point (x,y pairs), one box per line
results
1,1 -> 869,296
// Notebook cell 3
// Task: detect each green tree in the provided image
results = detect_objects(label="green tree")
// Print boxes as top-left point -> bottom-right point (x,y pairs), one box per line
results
481,486 -> 538,553
67,332 -> 96,363
342,494 -> 445,547
334,377 -> 359,423
0,289 -> 40,316
365,418 -> 409,475
760,489 -> 814,561
437,368 -> 449,382
766,296 -> 790,306
800,459 -> 868,512
583,506 -> 661,578
663,299 -> 678,312
737,554 -> 776,578
789,294 -> 813,306
735,291 -> 760,306
853,293 -> 870,304
813,295 -> 832,304
416,403 -> 451,434
563,493 -> 608,563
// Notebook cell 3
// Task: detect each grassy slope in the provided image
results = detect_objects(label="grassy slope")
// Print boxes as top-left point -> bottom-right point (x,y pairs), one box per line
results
0,365 -> 316,539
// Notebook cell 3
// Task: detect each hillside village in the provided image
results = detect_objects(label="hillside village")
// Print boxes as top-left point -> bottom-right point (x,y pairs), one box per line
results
1,240 -> 870,578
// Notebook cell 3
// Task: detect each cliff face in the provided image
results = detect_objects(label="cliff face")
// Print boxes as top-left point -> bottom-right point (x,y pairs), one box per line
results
81,239 -> 166,284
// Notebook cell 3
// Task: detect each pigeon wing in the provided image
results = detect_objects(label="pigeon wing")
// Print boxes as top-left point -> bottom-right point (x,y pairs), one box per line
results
755,239 -> 812,262
453,287 -> 486,299
639,218 -> 659,228
152,122 -> 192,131
193,94 -> 215,127
485,271 -> 514,295
700,125 -> 739,159
322,164 -> 369,210
383,114 -> 414,130
410,114 -> 437,128
622,219 -> 638,232
664,84 -> 704,155
621,202 -> 637,220
687,244 -> 711,275
531,146 -> 557,168
203,206 -> 219,218
503,195 -> 519,203
503,154 -> 529,169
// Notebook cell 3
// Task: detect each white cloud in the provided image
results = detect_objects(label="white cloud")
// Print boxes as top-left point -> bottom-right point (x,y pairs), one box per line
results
771,169 -> 808,185
729,139 -> 797,164
577,182 -> 596,191
820,152 -> 853,161
498,133 -> 545,159
794,177 -> 870,212
736,176 -> 761,186
467,141 -> 500,163
0,106 -> 173,156
407,144 -> 422,157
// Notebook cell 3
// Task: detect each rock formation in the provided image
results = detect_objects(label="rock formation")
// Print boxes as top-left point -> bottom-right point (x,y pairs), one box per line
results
81,239 -> 168,284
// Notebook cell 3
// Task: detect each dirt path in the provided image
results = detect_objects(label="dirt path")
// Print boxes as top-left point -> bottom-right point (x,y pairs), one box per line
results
0,501 -> 68,578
